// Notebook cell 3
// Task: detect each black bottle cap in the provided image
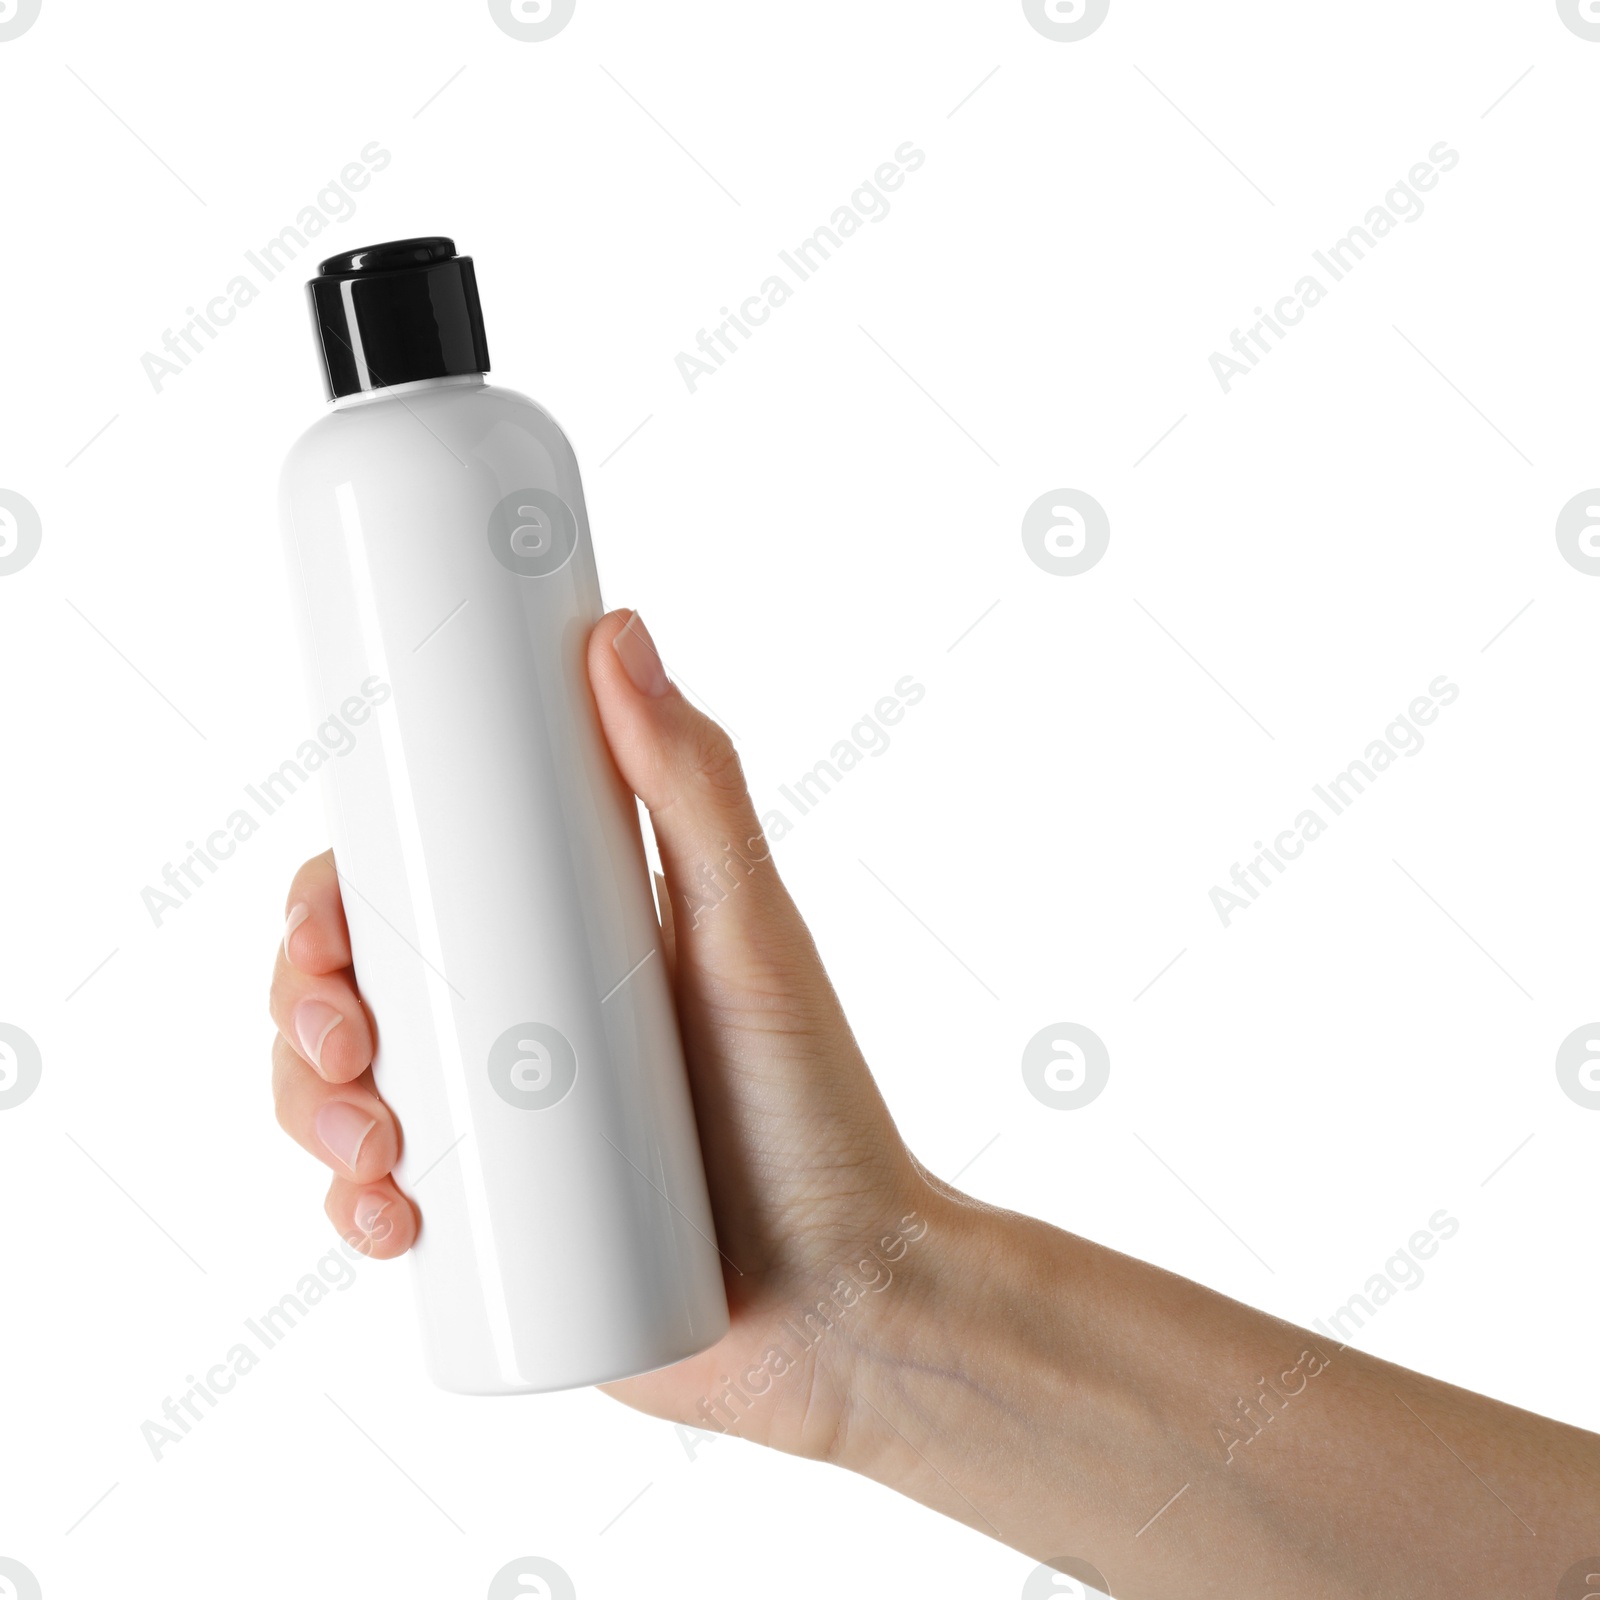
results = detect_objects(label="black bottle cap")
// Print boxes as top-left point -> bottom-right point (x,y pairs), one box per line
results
306,236 -> 491,400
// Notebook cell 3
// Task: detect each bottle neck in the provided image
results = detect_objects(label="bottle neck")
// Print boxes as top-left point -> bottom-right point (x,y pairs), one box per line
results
331,372 -> 485,410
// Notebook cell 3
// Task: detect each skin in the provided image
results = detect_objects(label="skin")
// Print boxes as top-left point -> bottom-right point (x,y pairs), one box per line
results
269,609 -> 1600,1599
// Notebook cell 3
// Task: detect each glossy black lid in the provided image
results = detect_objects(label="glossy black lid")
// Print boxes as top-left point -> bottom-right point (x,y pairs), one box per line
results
306,236 -> 490,400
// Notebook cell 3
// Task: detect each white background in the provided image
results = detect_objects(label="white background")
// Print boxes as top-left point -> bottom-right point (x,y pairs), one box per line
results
2,2 -> 1597,1596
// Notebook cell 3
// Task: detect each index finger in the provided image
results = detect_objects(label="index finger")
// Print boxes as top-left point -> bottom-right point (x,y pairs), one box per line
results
283,849 -> 354,976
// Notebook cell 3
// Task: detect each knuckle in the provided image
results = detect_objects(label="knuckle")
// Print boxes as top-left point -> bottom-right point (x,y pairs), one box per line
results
267,963 -> 294,1023
269,1034 -> 300,1113
272,1082 -> 295,1136
685,720 -> 747,803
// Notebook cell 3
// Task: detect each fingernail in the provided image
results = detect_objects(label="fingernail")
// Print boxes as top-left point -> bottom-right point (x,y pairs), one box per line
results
613,611 -> 669,697
293,999 -> 345,1075
353,1192 -> 393,1242
284,902 -> 311,962
316,1102 -> 377,1174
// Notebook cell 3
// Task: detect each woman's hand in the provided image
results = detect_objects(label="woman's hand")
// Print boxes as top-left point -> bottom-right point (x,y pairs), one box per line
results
267,608 -> 965,1460
268,608 -> 1600,1596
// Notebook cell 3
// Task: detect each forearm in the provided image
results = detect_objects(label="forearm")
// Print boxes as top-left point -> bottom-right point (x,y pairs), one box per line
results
833,1194 -> 1600,1598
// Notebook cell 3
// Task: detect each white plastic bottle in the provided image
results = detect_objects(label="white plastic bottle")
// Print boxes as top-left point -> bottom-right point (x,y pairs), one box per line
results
277,237 -> 729,1394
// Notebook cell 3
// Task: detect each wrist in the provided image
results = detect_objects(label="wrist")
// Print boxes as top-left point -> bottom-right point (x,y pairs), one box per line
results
825,1190 -> 1091,1532
826,1188 -> 1211,1564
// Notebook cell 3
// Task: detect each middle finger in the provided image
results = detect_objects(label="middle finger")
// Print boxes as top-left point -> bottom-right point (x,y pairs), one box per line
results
272,1033 -> 399,1184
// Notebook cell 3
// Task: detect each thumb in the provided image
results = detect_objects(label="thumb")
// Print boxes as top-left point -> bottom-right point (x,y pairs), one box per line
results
586,610 -> 808,976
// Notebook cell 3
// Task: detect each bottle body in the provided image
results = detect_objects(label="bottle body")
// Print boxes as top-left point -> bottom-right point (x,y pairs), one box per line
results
278,374 -> 729,1393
